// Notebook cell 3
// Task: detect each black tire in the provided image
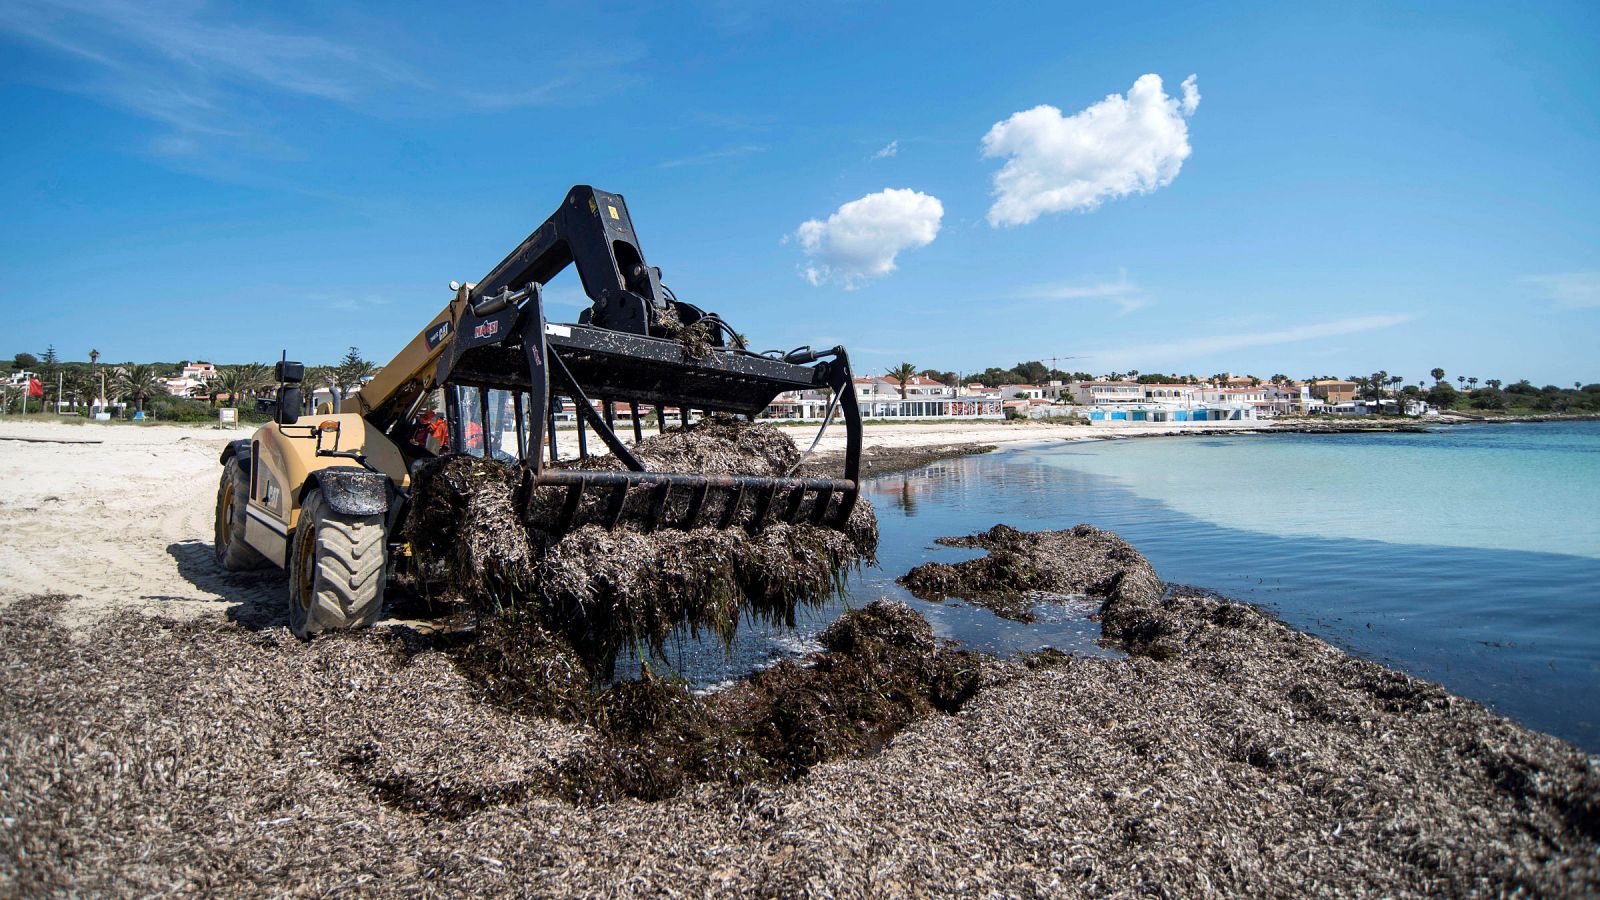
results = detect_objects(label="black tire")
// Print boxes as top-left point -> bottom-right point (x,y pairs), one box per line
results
215,458 -> 269,571
288,490 -> 387,639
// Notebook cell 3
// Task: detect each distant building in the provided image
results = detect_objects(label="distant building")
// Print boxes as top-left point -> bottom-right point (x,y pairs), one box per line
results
767,377 -> 999,420
181,362 -> 220,382
1311,380 -> 1358,403
999,383 -> 1045,400
1066,381 -> 1142,405
1141,383 -> 1197,404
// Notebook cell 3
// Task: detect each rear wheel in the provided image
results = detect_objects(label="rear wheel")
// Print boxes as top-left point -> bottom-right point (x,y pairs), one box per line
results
288,490 -> 387,639
215,458 -> 269,571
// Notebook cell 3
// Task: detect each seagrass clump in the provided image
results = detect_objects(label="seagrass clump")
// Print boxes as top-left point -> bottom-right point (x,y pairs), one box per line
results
898,523 -> 1160,623
404,417 -> 877,669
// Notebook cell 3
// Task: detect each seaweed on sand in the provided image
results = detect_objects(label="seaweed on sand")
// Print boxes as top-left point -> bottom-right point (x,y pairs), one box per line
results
897,523 -> 1160,623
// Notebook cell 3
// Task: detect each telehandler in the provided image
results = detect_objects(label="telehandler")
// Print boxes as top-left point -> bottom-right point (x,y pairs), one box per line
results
214,186 -> 863,639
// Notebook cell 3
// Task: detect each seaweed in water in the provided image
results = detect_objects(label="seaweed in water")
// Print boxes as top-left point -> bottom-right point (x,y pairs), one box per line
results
549,600 -> 985,804
897,523 -> 1161,623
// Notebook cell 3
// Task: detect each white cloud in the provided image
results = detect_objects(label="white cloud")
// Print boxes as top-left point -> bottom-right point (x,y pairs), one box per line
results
658,143 -> 766,169
794,189 -> 943,289
1086,314 -> 1416,366
872,140 -> 899,160
1021,270 -> 1150,314
0,1 -> 635,161
981,73 -> 1200,227
1525,272 -> 1600,309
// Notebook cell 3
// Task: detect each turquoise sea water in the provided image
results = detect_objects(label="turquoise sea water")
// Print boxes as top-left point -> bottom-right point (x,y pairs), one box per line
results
637,421 -> 1600,751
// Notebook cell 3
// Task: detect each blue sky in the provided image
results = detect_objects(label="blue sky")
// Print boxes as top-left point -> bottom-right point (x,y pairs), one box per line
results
2,1 -> 1597,385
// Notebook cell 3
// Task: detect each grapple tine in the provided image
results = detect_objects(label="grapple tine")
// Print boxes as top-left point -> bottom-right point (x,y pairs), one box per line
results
630,402 -> 643,442
558,476 -> 586,531
645,480 -> 671,532
719,483 -> 745,529
547,399 -> 558,463
683,482 -> 710,529
576,412 -> 588,458
748,483 -> 776,532
783,486 -> 806,523
604,482 -> 628,529
809,486 -> 835,524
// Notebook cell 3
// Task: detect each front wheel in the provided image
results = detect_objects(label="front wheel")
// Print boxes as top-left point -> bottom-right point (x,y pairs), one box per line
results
215,458 -> 269,571
288,490 -> 387,639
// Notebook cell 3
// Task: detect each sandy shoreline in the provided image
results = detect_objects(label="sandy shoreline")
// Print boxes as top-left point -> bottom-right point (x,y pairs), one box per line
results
0,417 -> 1266,626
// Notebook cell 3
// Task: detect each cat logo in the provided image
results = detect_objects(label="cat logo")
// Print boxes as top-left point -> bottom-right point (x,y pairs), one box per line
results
473,320 -> 500,339
424,320 -> 451,349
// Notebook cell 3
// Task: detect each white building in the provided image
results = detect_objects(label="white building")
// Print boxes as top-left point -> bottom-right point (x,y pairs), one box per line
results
1067,381 -> 1143,405
998,383 -> 1045,400
766,376 -> 1000,420
1141,383 -> 1198,404
181,362 -> 220,382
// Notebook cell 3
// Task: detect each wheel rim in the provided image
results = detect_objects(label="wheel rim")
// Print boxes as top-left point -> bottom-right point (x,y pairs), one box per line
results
294,521 -> 316,612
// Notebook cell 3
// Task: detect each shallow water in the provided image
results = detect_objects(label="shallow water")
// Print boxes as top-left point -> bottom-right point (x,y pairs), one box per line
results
634,421 -> 1600,752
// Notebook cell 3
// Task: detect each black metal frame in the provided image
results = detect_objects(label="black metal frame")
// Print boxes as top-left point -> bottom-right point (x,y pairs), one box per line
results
427,186 -> 863,533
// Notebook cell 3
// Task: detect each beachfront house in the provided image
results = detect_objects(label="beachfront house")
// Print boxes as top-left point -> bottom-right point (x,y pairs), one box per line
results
1142,383 -> 1198,405
1311,380 -> 1359,404
764,375 -> 1001,421
1067,381 -> 1143,405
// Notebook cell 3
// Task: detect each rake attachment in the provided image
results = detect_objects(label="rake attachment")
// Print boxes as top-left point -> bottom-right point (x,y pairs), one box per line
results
409,185 -> 862,536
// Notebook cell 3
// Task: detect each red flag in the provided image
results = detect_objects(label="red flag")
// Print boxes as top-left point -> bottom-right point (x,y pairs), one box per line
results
26,378 -> 42,398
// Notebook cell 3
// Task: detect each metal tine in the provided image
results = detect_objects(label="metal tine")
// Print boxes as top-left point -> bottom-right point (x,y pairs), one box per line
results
719,483 -> 745,529
513,392 -> 526,460
631,402 -> 643,442
603,399 -> 615,433
681,405 -> 690,429
782,485 -> 807,523
558,477 -> 586,531
646,481 -> 671,531
809,486 -> 835,524
603,482 -> 628,529
656,405 -> 666,434
683,482 -> 710,529
575,406 -> 588,458
748,483 -> 776,532
547,394 -> 559,463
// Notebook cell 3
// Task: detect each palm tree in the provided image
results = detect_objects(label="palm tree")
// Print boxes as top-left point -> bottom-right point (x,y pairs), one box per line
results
219,364 -> 271,409
886,362 -> 918,399
64,369 -> 98,411
111,364 -> 163,413
1431,368 -> 1446,385
1458,375 -> 1466,389
1468,377 -> 1479,391
1486,379 -> 1502,391
302,366 -> 336,412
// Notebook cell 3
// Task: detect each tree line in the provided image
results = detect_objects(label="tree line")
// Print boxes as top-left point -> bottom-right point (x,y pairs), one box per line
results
2,347 -> 379,420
